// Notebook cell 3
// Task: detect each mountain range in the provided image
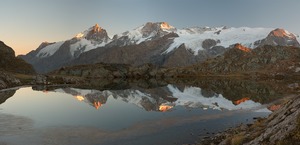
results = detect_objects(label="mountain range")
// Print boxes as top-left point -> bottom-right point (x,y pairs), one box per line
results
19,22 -> 300,73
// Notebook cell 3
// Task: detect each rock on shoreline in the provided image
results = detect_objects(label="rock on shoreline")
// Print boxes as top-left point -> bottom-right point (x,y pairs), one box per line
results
198,95 -> 300,145
0,71 -> 21,90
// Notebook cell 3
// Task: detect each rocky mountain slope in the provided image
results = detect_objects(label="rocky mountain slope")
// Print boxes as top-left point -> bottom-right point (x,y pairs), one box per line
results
0,41 -> 35,89
50,43 -> 300,82
19,22 -> 300,73
0,41 -> 35,74
180,44 -> 300,78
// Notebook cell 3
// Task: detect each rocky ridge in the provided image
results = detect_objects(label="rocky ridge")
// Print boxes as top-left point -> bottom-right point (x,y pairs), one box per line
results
176,44 -> 300,79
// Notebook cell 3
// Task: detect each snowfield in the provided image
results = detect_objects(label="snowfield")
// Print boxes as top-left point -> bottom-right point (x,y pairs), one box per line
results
164,27 -> 273,55
36,41 -> 64,58
69,38 -> 109,57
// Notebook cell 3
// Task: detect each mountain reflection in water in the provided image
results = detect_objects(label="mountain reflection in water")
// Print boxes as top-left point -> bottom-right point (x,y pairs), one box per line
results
51,85 -> 271,112
0,79 -> 293,145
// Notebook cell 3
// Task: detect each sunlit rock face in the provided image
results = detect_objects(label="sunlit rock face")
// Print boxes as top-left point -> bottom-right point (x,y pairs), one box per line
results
75,24 -> 110,44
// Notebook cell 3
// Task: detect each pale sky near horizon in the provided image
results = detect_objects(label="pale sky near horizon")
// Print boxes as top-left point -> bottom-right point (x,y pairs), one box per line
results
0,0 -> 299,55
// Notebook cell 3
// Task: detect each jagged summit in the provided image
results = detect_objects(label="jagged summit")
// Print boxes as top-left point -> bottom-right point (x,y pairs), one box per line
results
160,22 -> 174,30
74,23 -> 109,42
93,24 -> 102,32
85,24 -> 109,42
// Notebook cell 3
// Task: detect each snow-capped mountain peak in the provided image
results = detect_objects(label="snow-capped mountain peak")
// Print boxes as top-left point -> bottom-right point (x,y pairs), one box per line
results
74,24 -> 109,42
269,28 -> 296,39
75,24 -> 101,39
258,28 -> 300,47
35,24 -> 111,58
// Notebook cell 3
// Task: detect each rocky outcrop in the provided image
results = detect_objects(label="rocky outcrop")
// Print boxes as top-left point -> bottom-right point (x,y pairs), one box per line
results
0,71 -> 21,89
202,39 -> 219,49
244,96 -> 300,145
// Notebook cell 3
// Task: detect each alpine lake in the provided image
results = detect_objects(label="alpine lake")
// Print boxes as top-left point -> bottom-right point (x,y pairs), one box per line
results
0,78 -> 295,145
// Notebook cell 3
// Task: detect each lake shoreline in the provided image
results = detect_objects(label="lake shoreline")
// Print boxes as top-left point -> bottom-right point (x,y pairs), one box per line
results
196,95 -> 300,145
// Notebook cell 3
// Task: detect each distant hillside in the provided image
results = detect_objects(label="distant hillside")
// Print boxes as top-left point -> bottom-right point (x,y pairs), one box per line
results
49,44 -> 300,82
0,41 -> 35,74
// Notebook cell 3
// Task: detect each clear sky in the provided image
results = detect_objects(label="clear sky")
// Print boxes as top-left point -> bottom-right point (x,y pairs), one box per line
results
0,0 -> 299,55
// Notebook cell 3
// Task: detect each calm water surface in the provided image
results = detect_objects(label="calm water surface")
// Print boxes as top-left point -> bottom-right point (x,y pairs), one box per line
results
0,84 -> 274,145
